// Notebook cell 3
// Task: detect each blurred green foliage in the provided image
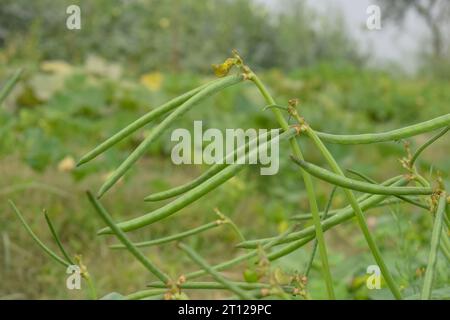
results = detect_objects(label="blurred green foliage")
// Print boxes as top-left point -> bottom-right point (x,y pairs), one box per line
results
0,0 -> 362,73
1,59 -> 448,175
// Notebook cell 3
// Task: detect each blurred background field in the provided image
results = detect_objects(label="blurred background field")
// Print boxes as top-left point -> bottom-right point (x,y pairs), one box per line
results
0,0 -> 449,299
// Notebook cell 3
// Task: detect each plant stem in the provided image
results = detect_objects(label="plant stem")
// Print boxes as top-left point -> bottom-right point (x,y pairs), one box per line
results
410,126 -> 449,167
214,208 -> 246,242
44,212 -> 74,265
9,200 -> 70,268
82,273 -> 98,300
249,72 -> 335,299
304,126 -> 402,299
305,186 -> 337,277
126,289 -> 167,300
110,220 -> 223,249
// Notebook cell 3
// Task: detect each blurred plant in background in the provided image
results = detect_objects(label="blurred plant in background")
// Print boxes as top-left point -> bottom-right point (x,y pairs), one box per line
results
0,0 -> 362,73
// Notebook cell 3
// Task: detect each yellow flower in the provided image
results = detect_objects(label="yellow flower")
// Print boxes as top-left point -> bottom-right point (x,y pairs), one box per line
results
41,60 -> 73,75
140,72 -> 163,91
212,58 -> 238,77
277,220 -> 289,233
57,156 -> 75,172
159,18 -> 170,29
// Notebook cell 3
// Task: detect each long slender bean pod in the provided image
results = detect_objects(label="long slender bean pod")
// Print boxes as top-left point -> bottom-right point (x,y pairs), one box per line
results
86,191 -> 170,283
178,243 -> 253,299
184,224 -> 299,280
290,175 -> 402,221
9,200 -> 70,268
144,130 -> 271,201
292,157 -> 432,196
125,289 -> 167,300
263,182 -> 413,263
77,80 -> 217,166
291,197 -> 427,221
315,114 -> 450,144
98,128 -> 297,234
110,220 -> 223,249
421,192 -> 446,300
268,235 -> 315,261
44,212 -> 74,265
410,126 -> 449,167
238,177 -> 407,248
249,71 -> 336,299
97,74 -> 244,198
147,281 -> 291,291
144,164 -> 226,202
347,169 -> 430,210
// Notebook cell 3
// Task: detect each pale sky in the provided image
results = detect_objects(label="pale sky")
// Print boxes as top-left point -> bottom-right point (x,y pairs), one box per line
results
257,0 -> 429,71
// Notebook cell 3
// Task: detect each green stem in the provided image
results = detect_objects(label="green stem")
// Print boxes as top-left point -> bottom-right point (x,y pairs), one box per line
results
304,126 -> 402,299
215,208 -> 246,242
305,186 -> 337,277
9,200 -> 70,268
82,273 -> 98,300
44,212 -> 74,265
125,289 -> 167,300
110,220 -> 223,249
249,72 -> 335,299
410,126 -> 449,167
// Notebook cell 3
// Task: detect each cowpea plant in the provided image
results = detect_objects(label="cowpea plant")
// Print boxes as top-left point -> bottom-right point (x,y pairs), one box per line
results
12,52 -> 450,300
